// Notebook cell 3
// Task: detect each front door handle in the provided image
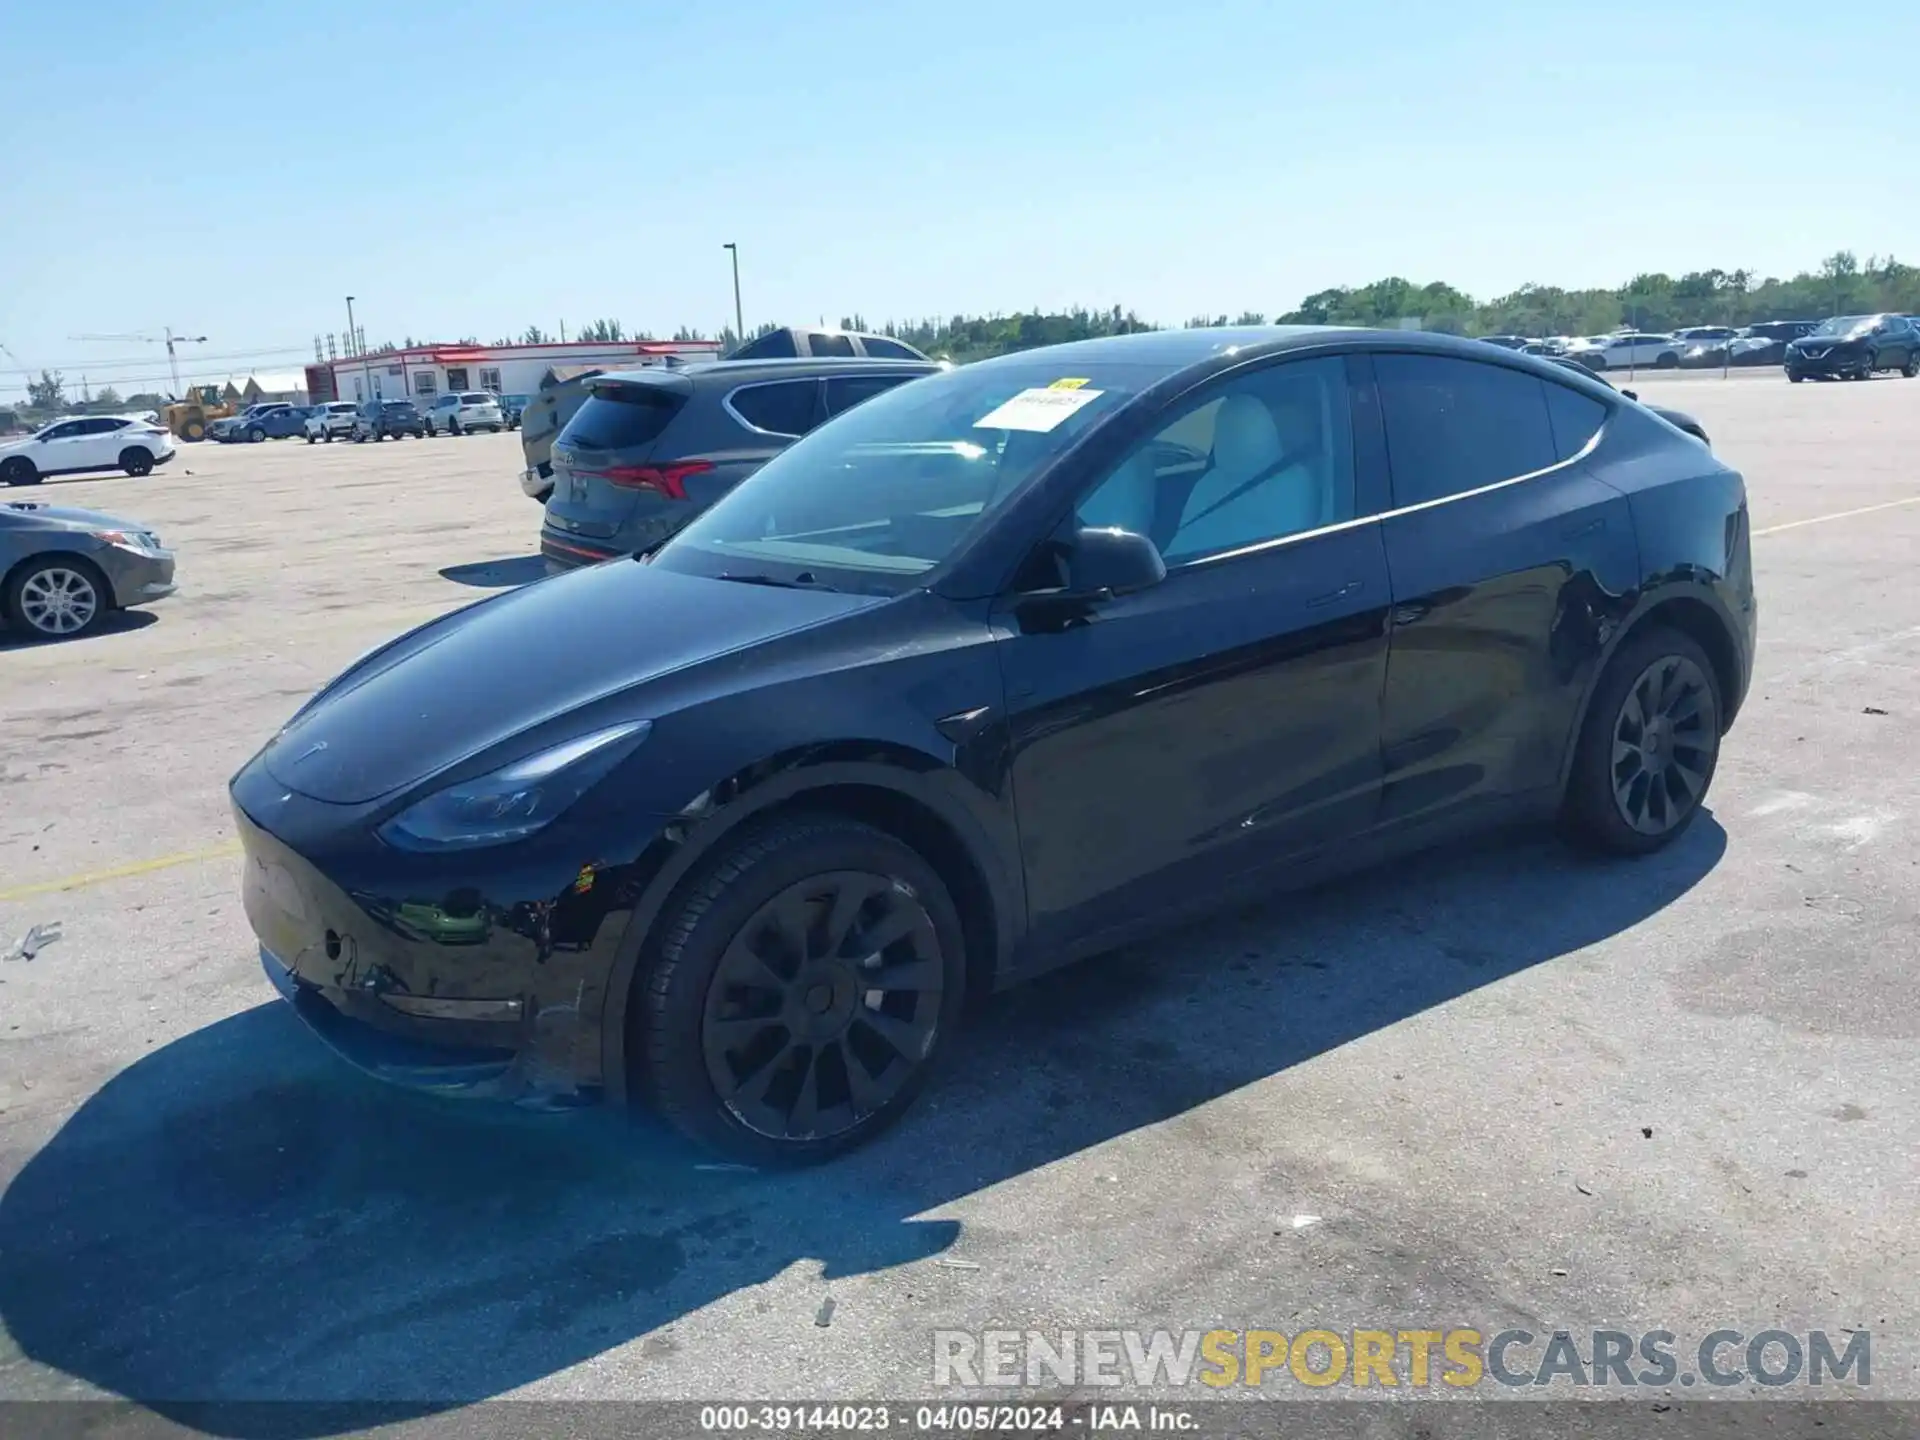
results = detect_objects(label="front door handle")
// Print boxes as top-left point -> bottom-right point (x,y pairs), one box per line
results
1305,579 -> 1362,609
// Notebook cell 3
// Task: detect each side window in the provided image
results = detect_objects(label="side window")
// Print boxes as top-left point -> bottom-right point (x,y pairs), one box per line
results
732,330 -> 796,360
728,380 -> 819,436
101,418 -> 131,432
808,332 -> 857,358
824,373 -> 912,417
1074,355 -> 1356,566
40,422 -> 79,440
1542,381 -> 1609,461
414,372 -> 436,396
862,338 -> 922,360
1374,354 -> 1557,507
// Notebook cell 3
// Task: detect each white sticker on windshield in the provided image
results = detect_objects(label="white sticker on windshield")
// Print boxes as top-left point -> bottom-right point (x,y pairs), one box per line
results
973,386 -> 1105,433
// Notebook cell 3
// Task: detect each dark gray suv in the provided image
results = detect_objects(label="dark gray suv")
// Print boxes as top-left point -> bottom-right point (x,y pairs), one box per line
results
539,357 -> 941,570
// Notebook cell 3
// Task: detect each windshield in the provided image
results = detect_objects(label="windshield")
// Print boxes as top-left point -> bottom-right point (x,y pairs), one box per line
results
1810,315 -> 1873,338
652,358 -> 1161,594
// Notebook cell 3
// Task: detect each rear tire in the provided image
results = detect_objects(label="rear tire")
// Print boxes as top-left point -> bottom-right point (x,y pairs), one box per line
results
637,813 -> 968,1166
1561,626 -> 1722,857
449,417 -> 461,436
3,456 -> 41,487
1655,351 -> 1679,369
1903,356 -> 1918,378
119,447 -> 154,477
182,420 -> 206,442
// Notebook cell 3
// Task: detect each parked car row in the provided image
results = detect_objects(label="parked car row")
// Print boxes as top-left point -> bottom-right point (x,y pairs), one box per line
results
1478,313 -> 1920,380
204,391 -> 536,447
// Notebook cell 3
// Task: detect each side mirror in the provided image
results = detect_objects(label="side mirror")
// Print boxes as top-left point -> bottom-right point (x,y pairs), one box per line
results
1621,388 -> 1639,402
1062,525 -> 1167,599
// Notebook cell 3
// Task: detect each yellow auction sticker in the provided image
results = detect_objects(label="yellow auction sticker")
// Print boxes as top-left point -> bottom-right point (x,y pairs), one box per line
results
1048,378 -> 1091,389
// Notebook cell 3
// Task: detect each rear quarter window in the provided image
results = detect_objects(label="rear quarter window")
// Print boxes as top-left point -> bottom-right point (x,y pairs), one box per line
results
1542,381 -> 1610,461
1374,353 -> 1558,506
561,388 -> 687,450
728,380 -> 819,436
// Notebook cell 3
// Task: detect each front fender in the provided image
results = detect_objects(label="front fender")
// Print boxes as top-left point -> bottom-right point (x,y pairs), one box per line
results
597,749 -> 1023,1109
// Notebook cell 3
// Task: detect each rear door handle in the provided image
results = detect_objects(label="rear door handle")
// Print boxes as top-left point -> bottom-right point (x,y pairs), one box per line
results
1305,579 -> 1362,609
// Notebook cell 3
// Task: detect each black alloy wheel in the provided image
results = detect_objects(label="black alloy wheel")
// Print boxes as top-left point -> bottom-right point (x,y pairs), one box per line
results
120,447 -> 154,476
641,814 -> 966,1164
1856,352 -> 1876,380
1903,355 -> 1918,378
3,456 -> 40,486
1562,627 -> 1722,856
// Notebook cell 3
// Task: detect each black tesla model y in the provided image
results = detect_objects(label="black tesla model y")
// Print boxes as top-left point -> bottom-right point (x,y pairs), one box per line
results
232,327 -> 1757,1164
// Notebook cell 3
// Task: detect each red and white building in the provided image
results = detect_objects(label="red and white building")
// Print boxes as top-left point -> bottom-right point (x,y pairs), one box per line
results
305,338 -> 723,405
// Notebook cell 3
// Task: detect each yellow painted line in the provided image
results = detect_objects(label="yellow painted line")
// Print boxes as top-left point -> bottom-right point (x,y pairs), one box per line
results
1755,494 -> 1920,536
0,840 -> 243,904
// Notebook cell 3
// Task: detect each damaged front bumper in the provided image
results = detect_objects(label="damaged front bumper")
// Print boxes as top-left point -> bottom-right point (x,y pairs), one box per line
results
231,764 -> 647,1112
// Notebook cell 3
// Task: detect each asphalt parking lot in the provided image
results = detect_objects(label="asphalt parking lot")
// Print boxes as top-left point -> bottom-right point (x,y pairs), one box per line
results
0,379 -> 1917,1422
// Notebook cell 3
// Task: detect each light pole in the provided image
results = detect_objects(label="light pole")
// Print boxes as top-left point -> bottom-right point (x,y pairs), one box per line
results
346,296 -> 371,400
723,243 -> 745,351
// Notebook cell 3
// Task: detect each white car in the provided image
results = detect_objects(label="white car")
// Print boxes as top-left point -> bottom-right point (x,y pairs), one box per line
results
1566,332 -> 1681,371
424,392 -> 504,435
0,415 -> 177,486
304,400 -> 360,443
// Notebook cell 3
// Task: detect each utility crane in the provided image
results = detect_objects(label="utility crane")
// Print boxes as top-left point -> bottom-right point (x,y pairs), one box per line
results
66,328 -> 209,397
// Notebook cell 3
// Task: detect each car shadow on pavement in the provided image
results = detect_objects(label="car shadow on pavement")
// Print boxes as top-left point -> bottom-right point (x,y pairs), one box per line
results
0,815 -> 1726,1430
0,607 -> 158,651
438,556 -> 547,589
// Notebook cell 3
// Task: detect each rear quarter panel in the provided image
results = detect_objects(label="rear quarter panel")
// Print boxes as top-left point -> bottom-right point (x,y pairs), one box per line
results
1592,406 -> 1757,719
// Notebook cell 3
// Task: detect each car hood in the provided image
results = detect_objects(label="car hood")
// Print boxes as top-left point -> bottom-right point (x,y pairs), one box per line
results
1,501 -> 143,532
260,559 -> 885,804
1793,334 -> 1863,349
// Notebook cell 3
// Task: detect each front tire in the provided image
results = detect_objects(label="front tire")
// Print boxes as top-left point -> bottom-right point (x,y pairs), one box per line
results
638,814 -> 968,1166
3,456 -> 41,487
1562,626 -> 1722,856
119,447 -> 154,477
5,556 -> 108,640
248,426 -> 266,442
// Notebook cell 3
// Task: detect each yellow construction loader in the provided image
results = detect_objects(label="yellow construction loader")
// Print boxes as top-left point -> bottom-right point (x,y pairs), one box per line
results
157,385 -> 234,442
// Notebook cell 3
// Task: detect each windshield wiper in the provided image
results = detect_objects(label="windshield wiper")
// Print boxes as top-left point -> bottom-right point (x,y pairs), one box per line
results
714,570 -> 841,592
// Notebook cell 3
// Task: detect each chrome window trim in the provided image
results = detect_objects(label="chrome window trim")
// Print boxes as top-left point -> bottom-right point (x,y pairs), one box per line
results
1173,415 -> 1607,572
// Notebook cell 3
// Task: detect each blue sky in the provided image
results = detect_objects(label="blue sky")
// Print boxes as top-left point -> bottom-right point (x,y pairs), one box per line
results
3,0 -> 1915,401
